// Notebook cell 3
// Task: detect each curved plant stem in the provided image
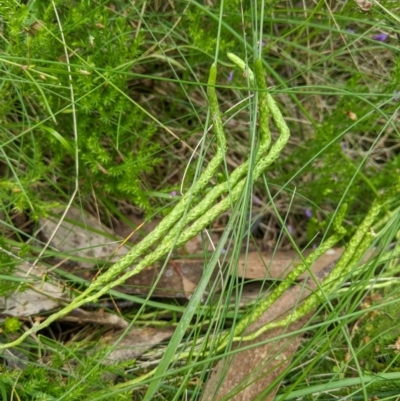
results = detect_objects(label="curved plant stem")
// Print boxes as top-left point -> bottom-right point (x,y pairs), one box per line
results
5,55 -> 398,366
231,181 -> 400,344
0,55 -> 285,350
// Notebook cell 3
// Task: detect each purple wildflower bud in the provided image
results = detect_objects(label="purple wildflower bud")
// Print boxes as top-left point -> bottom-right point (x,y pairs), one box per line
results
305,208 -> 312,219
394,90 -> 399,101
227,71 -> 234,82
221,248 -> 226,254
347,29 -> 355,34
287,224 -> 294,235
373,33 -> 388,42
252,195 -> 263,206
341,141 -> 347,150
170,191 -> 177,197
257,40 -> 266,48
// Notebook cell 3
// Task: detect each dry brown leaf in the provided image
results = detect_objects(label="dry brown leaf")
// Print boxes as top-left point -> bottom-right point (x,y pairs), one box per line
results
35,205 -> 346,302
354,0 -> 373,11
119,248 -> 344,297
37,206 -> 130,268
181,232 -> 221,254
100,326 -> 174,365
220,282 -> 267,306
0,263 -> 127,329
63,247 -> 344,299
202,316 -> 311,401
201,259 -> 338,401
0,262 -> 69,317
235,247 -> 344,280
169,259 -> 199,299
113,213 -> 162,244
116,259 -> 220,297
2,348 -> 29,370
60,308 -> 128,329
36,207 -> 216,298
180,274 -> 198,296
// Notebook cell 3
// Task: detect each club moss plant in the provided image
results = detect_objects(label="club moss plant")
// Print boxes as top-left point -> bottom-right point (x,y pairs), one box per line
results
1,1 -> 400,400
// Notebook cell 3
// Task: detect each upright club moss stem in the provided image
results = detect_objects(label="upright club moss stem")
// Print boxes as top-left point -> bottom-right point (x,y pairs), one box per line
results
5,55 -> 397,360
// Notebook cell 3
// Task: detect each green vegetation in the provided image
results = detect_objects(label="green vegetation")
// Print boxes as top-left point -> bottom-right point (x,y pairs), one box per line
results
1,1 -> 400,400
1,0 -> 161,216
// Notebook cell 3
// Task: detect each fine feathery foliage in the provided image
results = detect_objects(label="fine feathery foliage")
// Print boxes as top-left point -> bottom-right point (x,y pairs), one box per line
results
0,0 -> 161,217
1,1 -> 400,400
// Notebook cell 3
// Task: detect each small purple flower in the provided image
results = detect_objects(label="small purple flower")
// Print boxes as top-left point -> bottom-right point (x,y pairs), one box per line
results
287,224 -> 294,235
227,71 -> 234,82
221,248 -> 227,254
347,29 -> 356,34
341,141 -> 347,150
305,209 -> 312,219
170,191 -> 177,197
373,33 -> 388,42
252,195 -> 263,206
394,90 -> 399,101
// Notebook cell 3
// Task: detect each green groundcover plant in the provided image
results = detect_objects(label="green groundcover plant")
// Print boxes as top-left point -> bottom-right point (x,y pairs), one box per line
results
1,0 -> 161,218
1,1 -> 400,400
